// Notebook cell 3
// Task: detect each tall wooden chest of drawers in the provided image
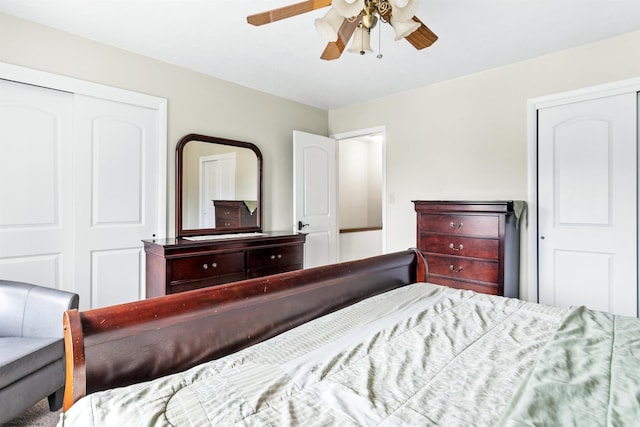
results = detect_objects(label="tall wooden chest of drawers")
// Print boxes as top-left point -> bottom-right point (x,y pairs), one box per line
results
414,201 -> 521,297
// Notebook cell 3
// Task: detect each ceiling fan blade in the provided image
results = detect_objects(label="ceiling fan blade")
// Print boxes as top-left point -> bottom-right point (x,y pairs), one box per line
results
320,18 -> 359,61
405,16 -> 438,50
247,0 -> 332,26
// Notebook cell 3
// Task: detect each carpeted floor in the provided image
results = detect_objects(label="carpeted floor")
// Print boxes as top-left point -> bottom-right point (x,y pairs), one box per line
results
1,399 -> 61,427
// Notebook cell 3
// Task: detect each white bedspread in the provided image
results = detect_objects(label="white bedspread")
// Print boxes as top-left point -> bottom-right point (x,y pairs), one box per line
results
59,283 -> 567,426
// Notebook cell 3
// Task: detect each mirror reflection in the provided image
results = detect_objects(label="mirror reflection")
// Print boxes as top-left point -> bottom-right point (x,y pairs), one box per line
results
176,134 -> 262,237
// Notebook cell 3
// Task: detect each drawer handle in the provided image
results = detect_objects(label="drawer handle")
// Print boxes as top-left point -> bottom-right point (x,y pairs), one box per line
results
449,264 -> 464,273
202,264 -> 208,269
270,254 -> 283,260
449,222 -> 463,229
203,263 -> 218,269
211,262 -> 217,268
449,243 -> 463,251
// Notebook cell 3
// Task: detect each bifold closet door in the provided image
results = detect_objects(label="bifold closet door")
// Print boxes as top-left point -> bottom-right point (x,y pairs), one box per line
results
537,92 -> 638,316
0,80 -> 161,309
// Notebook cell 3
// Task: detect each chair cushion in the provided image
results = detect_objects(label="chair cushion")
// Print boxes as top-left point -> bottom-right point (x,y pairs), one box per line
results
0,337 -> 62,389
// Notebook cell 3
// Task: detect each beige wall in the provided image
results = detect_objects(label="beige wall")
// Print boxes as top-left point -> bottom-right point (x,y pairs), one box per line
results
0,13 -> 328,235
328,30 -> 640,298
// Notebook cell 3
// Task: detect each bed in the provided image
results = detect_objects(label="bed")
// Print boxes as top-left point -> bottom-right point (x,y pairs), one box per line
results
59,249 -> 640,426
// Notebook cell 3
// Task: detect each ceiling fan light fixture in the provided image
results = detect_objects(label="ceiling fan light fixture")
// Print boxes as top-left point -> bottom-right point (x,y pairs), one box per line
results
332,0 -> 365,18
314,7 -> 344,41
388,0 -> 419,22
390,15 -> 421,40
348,26 -> 373,55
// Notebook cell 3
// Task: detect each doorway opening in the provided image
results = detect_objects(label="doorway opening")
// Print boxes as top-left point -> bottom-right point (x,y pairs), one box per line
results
334,127 -> 386,262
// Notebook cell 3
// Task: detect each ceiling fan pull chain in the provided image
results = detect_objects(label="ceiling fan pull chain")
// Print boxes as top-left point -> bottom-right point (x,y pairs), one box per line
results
377,19 -> 383,58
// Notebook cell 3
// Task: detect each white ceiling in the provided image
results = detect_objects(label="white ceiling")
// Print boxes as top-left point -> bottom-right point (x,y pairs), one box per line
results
2,0 -> 640,110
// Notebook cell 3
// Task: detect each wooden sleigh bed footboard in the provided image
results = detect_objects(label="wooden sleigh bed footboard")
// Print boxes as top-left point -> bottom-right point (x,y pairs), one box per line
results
62,249 -> 427,410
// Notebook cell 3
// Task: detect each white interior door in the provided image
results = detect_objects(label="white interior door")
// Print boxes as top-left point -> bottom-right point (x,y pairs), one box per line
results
293,130 -> 337,268
538,92 -> 638,316
199,153 -> 236,228
73,95 -> 161,308
0,80 -> 75,291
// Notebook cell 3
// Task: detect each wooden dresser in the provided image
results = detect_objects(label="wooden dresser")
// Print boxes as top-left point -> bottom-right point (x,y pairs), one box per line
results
143,231 -> 306,298
414,201 -> 521,297
214,200 -> 257,228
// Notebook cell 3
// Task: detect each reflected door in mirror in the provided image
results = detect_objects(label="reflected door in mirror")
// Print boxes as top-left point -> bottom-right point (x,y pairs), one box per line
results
200,153 -> 236,228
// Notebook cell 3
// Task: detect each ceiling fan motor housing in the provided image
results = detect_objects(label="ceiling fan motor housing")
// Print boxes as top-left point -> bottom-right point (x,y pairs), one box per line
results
362,7 -> 379,30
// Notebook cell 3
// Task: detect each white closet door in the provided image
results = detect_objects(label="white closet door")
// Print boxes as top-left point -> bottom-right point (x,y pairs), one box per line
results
73,95 -> 160,308
0,80 -> 75,290
538,92 -> 638,316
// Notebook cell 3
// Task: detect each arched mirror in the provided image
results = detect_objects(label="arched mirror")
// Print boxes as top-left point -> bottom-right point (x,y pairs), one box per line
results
176,134 -> 263,237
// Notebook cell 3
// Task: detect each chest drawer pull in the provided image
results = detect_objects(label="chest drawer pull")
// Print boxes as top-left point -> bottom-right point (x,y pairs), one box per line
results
270,254 -> 283,260
449,243 -> 463,251
211,262 -> 217,268
449,264 -> 464,273
449,222 -> 464,229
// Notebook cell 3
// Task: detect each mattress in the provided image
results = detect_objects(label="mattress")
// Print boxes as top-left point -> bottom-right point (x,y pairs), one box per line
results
58,283 -> 639,426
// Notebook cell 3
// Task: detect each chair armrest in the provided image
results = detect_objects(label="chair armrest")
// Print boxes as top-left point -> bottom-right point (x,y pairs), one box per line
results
0,280 -> 79,338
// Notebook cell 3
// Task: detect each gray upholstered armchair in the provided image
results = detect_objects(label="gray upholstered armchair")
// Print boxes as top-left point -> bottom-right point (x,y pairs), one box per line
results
0,280 -> 79,423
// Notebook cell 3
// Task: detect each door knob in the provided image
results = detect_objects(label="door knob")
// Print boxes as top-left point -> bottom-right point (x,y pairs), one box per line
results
298,220 -> 309,231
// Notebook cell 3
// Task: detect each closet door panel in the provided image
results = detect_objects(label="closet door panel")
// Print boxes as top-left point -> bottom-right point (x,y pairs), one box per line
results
93,117 -> 144,223
74,95 -> 160,309
0,80 -> 74,290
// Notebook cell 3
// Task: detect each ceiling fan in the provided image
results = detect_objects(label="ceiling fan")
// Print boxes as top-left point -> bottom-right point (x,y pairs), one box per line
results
247,0 -> 438,60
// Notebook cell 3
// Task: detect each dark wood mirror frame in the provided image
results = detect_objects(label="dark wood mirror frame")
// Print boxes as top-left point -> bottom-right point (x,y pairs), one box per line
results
175,133 -> 263,237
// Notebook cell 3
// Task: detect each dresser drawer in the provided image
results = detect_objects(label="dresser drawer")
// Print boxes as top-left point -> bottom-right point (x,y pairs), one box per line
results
216,207 -> 239,219
425,254 -> 499,284
215,217 -> 240,228
246,263 -> 301,279
419,214 -> 499,237
170,251 -> 245,282
428,275 -> 499,295
418,234 -> 499,259
216,208 -> 240,225
247,245 -> 302,270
